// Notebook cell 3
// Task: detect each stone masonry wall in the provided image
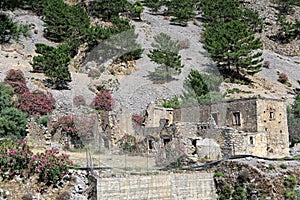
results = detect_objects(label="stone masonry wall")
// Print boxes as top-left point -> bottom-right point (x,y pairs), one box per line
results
256,99 -> 290,157
95,172 -> 216,199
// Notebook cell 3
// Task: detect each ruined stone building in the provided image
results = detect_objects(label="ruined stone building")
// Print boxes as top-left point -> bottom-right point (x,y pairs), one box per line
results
102,98 -> 290,160
142,98 -> 290,159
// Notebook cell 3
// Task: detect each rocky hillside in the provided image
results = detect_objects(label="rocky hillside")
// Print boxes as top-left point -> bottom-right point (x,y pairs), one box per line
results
1,2 -> 300,115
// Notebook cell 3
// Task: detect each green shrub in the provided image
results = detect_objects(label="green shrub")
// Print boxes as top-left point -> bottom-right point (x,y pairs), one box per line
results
35,115 -> 49,127
161,96 -> 180,108
0,107 -> 28,139
43,0 -> 90,44
0,82 -> 14,111
218,184 -> 232,200
214,170 -> 224,177
232,186 -> 247,200
268,164 -> 275,170
280,163 -> 288,169
284,175 -> 297,188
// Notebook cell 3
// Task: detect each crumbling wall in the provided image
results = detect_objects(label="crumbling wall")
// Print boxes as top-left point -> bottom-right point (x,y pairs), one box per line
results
145,103 -> 174,127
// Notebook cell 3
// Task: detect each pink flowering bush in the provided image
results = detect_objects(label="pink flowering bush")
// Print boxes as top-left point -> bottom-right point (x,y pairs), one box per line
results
0,140 -> 33,180
33,149 -> 72,184
18,90 -> 55,115
91,90 -> 114,111
155,140 -> 187,168
0,139 -> 72,185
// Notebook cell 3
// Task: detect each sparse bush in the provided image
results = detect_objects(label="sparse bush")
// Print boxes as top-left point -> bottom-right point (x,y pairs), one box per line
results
55,191 -> 70,200
263,61 -> 270,68
91,90 -> 114,111
284,175 -> 297,188
178,39 -> 190,49
18,90 -> 55,116
88,68 -> 101,78
269,164 -> 275,170
214,170 -> 224,177
232,186 -> 247,200
73,95 -> 86,107
117,134 -> 137,153
155,140 -> 187,168
35,115 -> 49,127
280,163 -> 287,169
278,72 -> 288,83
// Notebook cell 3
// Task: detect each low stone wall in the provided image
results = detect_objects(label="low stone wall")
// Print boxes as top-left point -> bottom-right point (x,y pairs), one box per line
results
93,172 -> 216,199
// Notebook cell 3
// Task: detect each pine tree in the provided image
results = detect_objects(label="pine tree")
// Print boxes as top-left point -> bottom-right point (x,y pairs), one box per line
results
43,0 -> 90,44
31,44 -> 71,89
165,0 -> 196,26
0,14 -> 19,44
181,70 -> 224,105
148,33 -> 184,83
203,20 -> 263,81
88,0 -> 132,20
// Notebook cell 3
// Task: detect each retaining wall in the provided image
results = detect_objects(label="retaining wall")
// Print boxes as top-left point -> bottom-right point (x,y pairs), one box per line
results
93,172 -> 216,199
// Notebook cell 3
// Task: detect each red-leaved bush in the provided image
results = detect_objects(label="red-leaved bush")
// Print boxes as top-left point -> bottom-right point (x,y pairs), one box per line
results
132,114 -> 145,126
4,69 -> 29,95
4,69 -> 26,83
5,80 -> 29,95
18,90 -> 55,115
91,90 -> 114,111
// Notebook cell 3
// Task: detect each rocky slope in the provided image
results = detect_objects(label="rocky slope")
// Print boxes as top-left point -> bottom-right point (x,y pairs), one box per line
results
1,6 -> 300,115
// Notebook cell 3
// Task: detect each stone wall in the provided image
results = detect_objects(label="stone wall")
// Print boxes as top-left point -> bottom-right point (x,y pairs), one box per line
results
256,99 -> 290,157
94,172 -> 216,199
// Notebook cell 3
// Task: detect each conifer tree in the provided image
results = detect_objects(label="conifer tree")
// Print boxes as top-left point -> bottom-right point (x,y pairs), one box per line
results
203,20 -> 263,80
148,33 -> 184,82
166,0 -> 196,26
88,0 -> 132,20
31,44 -> 71,89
